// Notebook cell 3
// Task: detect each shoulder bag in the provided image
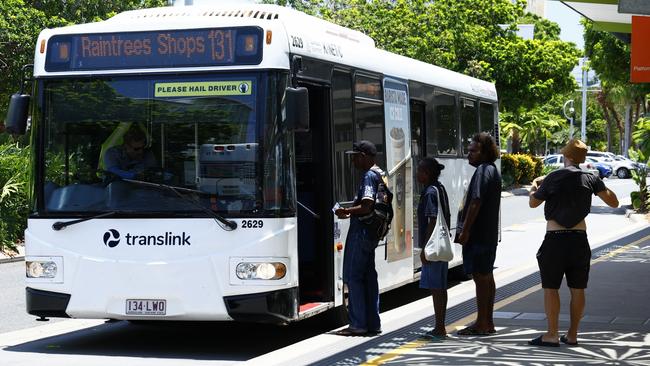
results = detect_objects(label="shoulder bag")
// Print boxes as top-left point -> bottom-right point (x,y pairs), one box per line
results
424,189 -> 454,262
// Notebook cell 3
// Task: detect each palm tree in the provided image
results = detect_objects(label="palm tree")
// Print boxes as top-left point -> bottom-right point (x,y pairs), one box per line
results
500,109 -> 562,155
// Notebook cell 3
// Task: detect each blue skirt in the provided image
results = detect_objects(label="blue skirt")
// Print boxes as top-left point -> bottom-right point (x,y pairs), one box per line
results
420,260 -> 448,289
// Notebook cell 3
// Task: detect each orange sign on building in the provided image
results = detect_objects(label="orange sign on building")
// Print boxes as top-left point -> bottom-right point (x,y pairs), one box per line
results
631,16 -> 650,83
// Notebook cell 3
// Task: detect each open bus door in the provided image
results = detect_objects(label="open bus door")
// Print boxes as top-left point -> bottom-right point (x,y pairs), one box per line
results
294,82 -> 339,319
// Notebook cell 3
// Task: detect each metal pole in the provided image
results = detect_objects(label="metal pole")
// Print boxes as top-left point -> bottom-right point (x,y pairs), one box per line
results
624,104 -> 631,157
581,66 -> 588,141
563,99 -> 575,139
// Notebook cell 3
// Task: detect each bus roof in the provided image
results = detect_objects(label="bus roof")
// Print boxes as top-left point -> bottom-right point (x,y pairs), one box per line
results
34,4 -> 496,102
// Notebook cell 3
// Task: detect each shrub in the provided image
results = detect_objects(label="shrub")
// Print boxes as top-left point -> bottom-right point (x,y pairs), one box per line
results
532,155 -> 543,178
500,153 -> 518,188
542,164 -> 559,176
515,154 -> 536,184
0,142 -> 30,252
500,153 -> 542,187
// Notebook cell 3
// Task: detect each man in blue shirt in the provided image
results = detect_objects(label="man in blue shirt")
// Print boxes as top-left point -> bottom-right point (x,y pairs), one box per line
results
334,140 -> 384,336
104,127 -> 156,180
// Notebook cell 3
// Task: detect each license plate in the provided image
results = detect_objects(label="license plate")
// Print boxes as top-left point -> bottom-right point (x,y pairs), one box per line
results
125,299 -> 166,315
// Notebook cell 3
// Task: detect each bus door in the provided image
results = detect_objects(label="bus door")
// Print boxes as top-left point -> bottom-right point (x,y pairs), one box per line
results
294,82 -> 335,317
410,100 -> 426,269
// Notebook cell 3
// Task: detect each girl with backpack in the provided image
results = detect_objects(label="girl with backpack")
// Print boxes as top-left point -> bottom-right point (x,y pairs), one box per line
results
417,157 -> 451,339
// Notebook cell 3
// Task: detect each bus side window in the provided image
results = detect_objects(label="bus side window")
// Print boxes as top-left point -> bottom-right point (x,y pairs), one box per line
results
431,91 -> 457,156
354,75 -> 385,171
460,98 -> 478,155
480,102 -> 496,137
332,70 -> 354,203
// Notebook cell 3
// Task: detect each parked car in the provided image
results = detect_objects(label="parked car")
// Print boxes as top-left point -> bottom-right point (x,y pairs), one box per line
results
542,154 -> 599,177
586,151 -> 636,179
585,157 -> 612,178
614,155 -> 646,177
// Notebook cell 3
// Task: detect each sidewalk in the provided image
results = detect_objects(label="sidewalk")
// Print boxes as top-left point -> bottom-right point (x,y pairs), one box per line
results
245,196 -> 650,365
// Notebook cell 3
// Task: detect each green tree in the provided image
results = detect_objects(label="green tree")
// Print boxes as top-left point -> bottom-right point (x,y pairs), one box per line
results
628,118 -> 650,212
25,0 -> 167,24
500,108 -> 562,154
519,13 -> 560,41
0,0 -> 67,120
584,20 -> 650,154
0,142 -> 30,252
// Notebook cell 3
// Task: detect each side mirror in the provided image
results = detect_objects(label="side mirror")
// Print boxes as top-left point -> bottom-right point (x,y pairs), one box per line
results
285,87 -> 309,132
5,92 -> 30,135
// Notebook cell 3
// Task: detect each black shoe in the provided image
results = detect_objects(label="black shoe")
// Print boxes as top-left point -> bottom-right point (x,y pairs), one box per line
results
332,327 -> 367,336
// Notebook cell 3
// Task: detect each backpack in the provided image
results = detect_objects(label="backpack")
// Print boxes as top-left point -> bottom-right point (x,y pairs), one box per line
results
358,169 -> 394,241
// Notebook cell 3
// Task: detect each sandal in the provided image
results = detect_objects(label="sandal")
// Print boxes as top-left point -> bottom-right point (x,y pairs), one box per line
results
332,327 -> 366,336
560,335 -> 578,346
457,326 -> 490,336
528,335 -> 560,347
422,330 -> 447,340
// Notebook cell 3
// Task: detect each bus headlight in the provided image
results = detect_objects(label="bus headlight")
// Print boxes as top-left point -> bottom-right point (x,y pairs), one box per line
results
26,260 -> 58,278
236,262 -> 286,280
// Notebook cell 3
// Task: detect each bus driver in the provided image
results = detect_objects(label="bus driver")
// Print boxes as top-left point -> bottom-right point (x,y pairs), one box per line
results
103,127 -> 157,180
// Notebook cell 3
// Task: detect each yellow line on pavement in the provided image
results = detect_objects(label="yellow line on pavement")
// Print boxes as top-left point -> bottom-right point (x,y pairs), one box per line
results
361,283 -> 543,366
361,233 -> 649,366
362,339 -> 428,365
447,283 -> 542,333
591,235 -> 648,264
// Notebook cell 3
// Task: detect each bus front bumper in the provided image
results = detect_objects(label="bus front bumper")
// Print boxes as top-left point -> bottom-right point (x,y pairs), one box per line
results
26,287 -> 71,318
224,287 -> 298,324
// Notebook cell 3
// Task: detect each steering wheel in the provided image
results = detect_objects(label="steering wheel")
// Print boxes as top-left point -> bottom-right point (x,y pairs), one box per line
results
142,168 -> 174,183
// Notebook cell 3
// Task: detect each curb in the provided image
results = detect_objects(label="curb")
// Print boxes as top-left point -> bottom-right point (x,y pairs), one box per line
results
0,256 -> 24,264
0,246 -> 25,264
626,209 -> 649,224
501,185 -> 532,198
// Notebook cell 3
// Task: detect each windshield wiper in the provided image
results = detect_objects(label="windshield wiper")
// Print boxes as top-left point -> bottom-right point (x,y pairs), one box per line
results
52,211 -> 118,231
122,178 -> 238,231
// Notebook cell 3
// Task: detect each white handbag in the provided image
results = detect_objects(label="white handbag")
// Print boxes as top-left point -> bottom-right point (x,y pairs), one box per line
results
424,189 -> 453,262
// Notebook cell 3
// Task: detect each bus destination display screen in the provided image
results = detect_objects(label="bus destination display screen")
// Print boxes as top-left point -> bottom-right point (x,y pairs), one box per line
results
45,27 -> 263,71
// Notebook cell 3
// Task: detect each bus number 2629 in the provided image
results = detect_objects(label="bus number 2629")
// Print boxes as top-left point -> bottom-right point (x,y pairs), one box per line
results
241,220 -> 263,228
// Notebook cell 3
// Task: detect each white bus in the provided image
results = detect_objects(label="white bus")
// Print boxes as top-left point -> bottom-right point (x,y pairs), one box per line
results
6,3 -> 498,323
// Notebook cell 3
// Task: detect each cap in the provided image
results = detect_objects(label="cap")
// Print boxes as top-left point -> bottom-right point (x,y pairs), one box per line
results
561,139 -> 587,164
345,140 -> 377,156
433,159 -> 445,171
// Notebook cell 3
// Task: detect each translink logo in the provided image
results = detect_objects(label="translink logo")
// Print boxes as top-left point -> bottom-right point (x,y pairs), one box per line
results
102,230 -> 191,247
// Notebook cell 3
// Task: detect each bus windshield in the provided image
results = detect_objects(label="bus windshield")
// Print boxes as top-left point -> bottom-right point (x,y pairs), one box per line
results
37,72 -> 294,218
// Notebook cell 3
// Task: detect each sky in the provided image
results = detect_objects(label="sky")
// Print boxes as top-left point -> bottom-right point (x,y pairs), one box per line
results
545,0 -> 585,50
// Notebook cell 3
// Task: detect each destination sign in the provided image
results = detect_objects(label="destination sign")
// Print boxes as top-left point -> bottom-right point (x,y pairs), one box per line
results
45,27 -> 263,71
